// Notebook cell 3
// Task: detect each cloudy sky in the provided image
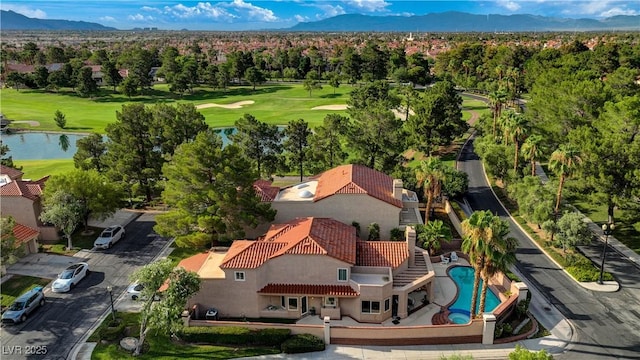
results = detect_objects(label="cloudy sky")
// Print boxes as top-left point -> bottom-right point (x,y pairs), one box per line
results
2,0 -> 638,30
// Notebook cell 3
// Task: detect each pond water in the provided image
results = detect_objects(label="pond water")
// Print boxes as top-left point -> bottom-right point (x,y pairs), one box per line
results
1,129 -> 238,160
1,132 -> 87,160
447,266 -> 501,324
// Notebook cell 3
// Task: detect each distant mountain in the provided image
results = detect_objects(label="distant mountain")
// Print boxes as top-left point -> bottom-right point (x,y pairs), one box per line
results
0,10 -> 117,31
288,12 -> 640,32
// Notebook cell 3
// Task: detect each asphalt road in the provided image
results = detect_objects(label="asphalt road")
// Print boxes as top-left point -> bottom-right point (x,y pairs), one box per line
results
0,213 -> 169,360
459,135 -> 640,359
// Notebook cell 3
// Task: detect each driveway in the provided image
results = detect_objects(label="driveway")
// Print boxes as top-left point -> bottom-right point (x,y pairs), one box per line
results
5,253 -> 90,280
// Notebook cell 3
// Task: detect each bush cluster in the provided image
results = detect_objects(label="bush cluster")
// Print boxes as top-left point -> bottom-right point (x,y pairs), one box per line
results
281,334 -> 325,354
177,326 -> 290,346
98,320 -> 125,341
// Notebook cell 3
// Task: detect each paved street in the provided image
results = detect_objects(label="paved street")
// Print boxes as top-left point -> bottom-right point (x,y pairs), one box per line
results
0,213 -> 169,360
459,135 -> 640,359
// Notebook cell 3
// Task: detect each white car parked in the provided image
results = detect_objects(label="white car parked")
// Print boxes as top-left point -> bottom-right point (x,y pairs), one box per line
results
94,225 -> 125,249
51,263 -> 89,293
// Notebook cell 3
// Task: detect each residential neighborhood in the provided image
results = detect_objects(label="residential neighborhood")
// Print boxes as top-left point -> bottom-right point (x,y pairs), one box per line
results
1,2 -> 640,360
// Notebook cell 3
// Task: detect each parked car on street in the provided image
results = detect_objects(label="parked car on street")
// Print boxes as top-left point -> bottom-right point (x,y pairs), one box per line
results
1,286 -> 45,324
127,282 -> 145,300
126,282 -> 160,301
94,225 -> 125,249
52,263 -> 89,293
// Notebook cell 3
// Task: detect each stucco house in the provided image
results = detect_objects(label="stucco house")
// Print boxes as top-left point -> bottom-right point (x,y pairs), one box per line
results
183,217 -> 434,323
0,165 -> 58,241
252,164 -> 422,239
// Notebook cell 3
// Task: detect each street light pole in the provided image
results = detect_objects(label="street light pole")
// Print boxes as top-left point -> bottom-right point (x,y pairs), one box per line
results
598,222 -> 615,285
106,285 -> 116,322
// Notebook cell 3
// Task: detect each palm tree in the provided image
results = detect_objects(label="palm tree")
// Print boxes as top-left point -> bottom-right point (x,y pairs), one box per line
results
548,145 -> 583,216
520,134 -> 544,176
505,112 -> 529,172
478,223 -> 516,314
416,220 -> 452,255
461,210 -> 495,319
488,89 -> 507,138
416,157 -> 446,224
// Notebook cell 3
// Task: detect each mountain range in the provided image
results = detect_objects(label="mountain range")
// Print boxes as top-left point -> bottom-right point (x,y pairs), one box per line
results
288,12 -> 640,32
0,10 -> 116,31
1,9 -> 638,32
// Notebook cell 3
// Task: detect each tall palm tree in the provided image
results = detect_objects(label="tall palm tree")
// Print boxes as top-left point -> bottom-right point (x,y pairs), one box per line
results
461,210 -> 495,319
416,157 -> 446,224
548,145 -> 583,216
520,134 -> 544,176
506,112 -> 529,172
478,225 -> 516,314
488,89 -> 507,138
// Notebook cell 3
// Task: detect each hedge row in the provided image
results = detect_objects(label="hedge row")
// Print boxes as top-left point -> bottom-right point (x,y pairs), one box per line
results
281,334 -> 325,354
177,326 -> 291,346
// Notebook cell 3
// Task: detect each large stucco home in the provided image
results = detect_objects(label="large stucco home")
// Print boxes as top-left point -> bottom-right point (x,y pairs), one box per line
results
0,165 -> 57,242
251,164 -> 422,239
183,216 -> 434,323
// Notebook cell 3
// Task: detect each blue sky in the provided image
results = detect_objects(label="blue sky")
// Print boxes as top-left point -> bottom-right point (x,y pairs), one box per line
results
2,1 -> 639,30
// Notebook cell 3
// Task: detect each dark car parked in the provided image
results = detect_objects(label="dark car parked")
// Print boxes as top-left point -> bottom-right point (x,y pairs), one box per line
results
2,286 -> 45,324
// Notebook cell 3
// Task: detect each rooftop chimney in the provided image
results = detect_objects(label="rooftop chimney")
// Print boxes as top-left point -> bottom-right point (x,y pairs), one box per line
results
393,179 -> 403,201
405,226 -> 416,267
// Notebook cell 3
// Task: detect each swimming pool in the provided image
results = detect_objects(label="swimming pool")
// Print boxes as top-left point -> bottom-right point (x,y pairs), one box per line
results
447,266 -> 500,323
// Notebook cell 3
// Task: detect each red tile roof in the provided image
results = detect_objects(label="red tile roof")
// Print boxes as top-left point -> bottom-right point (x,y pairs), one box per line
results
221,217 -> 357,269
253,180 -> 280,202
258,283 -> 359,297
312,164 -> 402,208
0,177 -> 47,200
160,252 -> 211,291
356,241 -> 408,269
11,223 -> 39,245
0,165 -> 23,180
177,252 -> 210,273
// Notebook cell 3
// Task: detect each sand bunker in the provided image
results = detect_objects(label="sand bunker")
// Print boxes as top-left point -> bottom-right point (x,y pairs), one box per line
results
196,100 -> 255,110
11,120 -> 41,126
311,104 -> 348,110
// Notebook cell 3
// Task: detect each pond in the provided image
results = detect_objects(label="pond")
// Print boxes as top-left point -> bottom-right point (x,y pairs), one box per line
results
1,132 -> 87,160
1,129 -> 240,160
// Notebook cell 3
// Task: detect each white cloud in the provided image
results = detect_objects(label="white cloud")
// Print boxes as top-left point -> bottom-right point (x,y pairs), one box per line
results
343,0 -> 390,12
315,4 -> 346,18
99,16 -> 116,22
224,0 -> 278,22
496,0 -> 521,12
141,6 -> 162,14
163,2 -> 235,20
127,14 -> 154,21
1,4 -> 47,18
294,14 -> 309,22
600,7 -> 638,17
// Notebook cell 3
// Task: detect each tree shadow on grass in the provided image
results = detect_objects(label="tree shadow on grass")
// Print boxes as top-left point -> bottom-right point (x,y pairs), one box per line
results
319,93 -> 342,99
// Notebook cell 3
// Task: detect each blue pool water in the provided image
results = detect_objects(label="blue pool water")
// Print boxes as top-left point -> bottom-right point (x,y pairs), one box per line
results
448,266 -> 500,323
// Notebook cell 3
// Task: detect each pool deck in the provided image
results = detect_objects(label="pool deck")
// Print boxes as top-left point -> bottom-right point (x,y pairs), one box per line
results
297,259 -> 469,327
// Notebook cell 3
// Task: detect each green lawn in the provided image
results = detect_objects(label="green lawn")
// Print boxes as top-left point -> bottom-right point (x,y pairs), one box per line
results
1,83 -> 351,133
0,276 -> 51,309
13,159 -> 75,179
90,312 -> 281,360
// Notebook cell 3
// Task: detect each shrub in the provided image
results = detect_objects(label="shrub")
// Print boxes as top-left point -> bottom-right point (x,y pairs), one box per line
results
177,326 -> 291,346
99,320 -> 125,341
281,333 -> 325,354
502,323 -> 513,335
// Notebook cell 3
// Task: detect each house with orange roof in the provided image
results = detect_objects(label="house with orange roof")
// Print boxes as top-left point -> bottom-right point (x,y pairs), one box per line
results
183,217 -> 434,323
252,164 -> 422,239
0,165 -> 58,241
